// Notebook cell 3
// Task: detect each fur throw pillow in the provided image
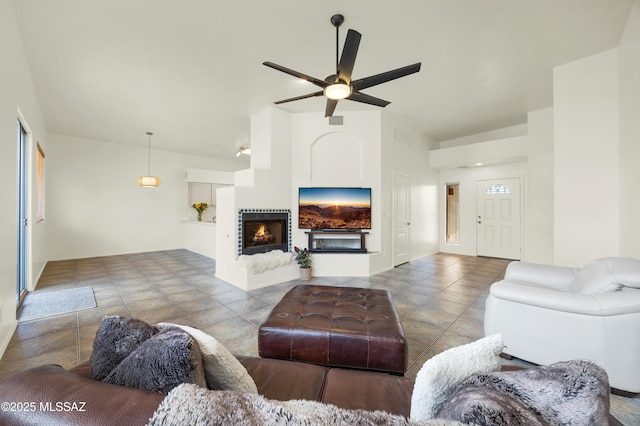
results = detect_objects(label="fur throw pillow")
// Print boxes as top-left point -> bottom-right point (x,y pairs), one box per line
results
90,316 -> 206,394
90,316 -> 158,381
158,323 -> 258,394
435,360 -> 610,426
410,334 -> 503,421
103,325 -> 206,394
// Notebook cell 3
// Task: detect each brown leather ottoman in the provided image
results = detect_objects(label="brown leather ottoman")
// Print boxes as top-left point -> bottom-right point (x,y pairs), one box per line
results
258,285 -> 408,374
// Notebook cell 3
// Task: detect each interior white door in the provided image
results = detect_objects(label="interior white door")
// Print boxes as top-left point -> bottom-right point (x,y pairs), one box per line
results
393,172 -> 411,266
477,178 -> 521,260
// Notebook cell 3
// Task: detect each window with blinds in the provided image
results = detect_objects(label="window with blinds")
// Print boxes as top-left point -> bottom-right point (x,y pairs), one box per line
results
36,143 -> 45,223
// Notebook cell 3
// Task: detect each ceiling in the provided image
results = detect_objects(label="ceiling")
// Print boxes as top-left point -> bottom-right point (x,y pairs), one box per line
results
11,0 -> 634,162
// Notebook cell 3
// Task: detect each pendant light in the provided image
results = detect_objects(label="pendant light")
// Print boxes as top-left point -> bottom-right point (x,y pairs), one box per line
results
137,131 -> 160,187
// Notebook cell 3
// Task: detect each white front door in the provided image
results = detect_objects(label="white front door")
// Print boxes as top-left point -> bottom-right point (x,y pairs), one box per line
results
393,172 -> 411,266
477,178 -> 521,260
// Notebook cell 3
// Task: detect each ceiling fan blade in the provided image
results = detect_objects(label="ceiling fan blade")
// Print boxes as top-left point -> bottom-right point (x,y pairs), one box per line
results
337,29 -> 361,84
325,99 -> 338,117
351,62 -> 421,91
274,91 -> 324,105
263,62 -> 329,88
348,91 -> 391,108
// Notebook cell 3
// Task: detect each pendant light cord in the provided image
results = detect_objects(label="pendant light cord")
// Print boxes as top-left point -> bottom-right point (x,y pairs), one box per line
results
147,131 -> 153,175
335,25 -> 339,80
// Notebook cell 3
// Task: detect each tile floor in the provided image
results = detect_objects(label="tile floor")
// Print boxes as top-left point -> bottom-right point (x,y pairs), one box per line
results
0,249 -> 637,424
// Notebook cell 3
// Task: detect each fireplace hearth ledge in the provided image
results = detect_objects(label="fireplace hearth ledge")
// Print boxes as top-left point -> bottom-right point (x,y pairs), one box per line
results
238,250 -> 294,274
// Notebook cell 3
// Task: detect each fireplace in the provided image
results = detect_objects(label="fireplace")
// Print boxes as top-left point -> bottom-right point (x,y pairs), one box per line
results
238,209 -> 290,256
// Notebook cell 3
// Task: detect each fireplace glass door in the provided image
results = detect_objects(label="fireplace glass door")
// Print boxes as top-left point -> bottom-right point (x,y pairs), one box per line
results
240,212 -> 289,255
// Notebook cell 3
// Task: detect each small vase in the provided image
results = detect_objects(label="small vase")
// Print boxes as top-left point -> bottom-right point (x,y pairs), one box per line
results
197,212 -> 203,222
300,268 -> 312,281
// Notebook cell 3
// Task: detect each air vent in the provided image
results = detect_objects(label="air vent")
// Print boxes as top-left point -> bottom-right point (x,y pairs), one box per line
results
329,116 -> 344,125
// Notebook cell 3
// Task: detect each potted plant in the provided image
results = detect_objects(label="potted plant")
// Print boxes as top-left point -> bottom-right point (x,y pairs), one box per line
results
294,246 -> 312,280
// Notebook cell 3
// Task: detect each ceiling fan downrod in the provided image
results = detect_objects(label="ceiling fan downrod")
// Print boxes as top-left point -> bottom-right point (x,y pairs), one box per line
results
331,14 -> 344,81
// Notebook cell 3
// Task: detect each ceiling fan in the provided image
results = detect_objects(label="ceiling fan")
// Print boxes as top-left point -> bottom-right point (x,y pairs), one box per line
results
264,14 -> 421,117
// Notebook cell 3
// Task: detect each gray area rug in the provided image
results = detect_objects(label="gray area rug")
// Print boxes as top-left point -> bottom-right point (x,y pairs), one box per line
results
18,286 -> 96,322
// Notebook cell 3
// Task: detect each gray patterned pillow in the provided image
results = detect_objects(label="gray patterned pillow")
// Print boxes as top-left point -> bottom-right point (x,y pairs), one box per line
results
103,325 -> 206,394
90,316 -> 158,381
90,316 -> 206,394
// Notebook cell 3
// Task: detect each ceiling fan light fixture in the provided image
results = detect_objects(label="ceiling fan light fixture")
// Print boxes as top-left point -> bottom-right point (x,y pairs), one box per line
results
324,83 -> 352,100
264,14 -> 420,116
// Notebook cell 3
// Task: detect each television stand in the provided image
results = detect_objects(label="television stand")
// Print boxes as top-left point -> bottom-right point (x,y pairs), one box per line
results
306,230 -> 368,253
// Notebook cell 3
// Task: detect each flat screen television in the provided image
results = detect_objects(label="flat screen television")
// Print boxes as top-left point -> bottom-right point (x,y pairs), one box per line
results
298,187 -> 371,230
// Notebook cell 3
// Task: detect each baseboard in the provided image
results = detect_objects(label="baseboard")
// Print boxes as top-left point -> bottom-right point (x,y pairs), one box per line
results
410,251 -> 439,262
370,251 -> 440,275
371,265 -> 394,275
610,387 -> 639,398
31,261 -> 47,291
0,320 -> 17,360
0,296 -> 18,360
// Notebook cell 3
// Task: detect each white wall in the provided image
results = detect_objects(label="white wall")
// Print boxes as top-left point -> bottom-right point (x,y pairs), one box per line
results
46,133 -> 244,260
619,0 -> 640,258
553,49 -> 620,267
429,136 -> 528,169
523,108 -> 554,264
381,112 -> 440,268
0,0 -> 49,356
438,124 -> 528,149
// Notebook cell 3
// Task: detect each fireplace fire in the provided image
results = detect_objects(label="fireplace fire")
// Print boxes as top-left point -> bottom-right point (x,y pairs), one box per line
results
239,209 -> 290,256
252,224 -> 273,245
245,221 -> 280,248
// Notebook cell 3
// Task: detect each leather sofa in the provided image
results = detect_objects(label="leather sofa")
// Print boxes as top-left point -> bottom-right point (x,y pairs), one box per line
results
0,356 -> 623,426
484,257 -> 640,393
0,356 -> 412,426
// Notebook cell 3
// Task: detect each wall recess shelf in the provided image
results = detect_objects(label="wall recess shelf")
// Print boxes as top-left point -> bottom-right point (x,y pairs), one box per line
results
306,231 -> 368,253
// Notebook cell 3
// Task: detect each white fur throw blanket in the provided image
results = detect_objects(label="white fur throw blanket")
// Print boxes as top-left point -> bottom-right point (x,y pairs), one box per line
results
146,384 -> 463,426
238,250 -> 293,274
